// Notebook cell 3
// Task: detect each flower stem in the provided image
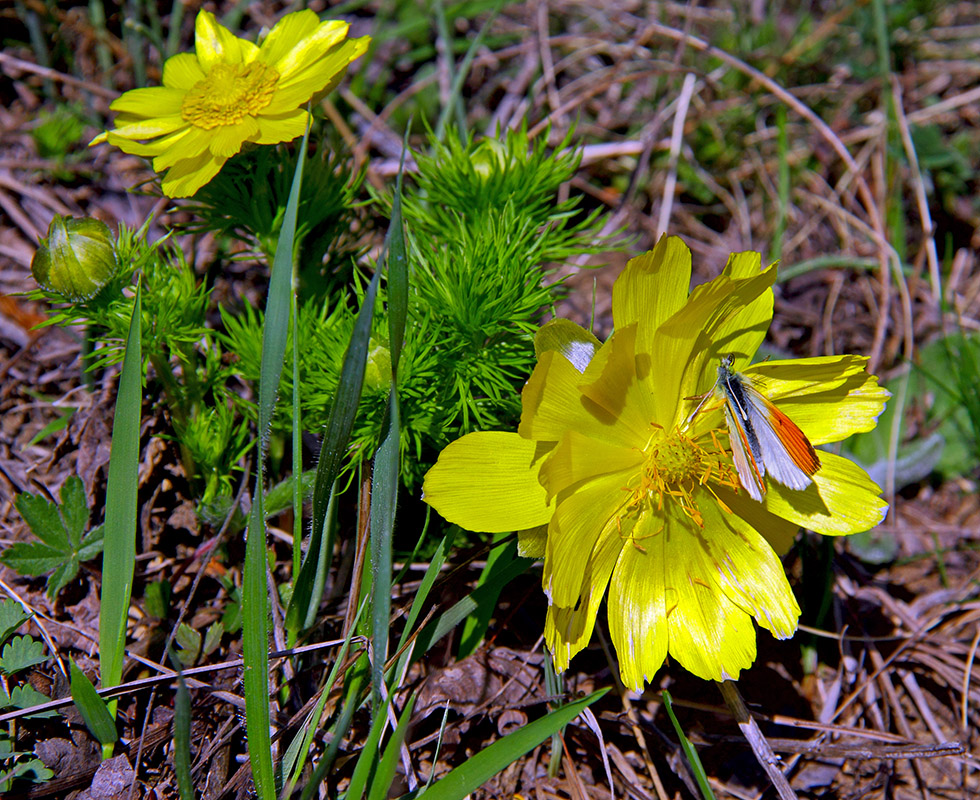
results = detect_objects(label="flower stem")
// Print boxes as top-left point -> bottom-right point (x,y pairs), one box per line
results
716,680 -> 798,800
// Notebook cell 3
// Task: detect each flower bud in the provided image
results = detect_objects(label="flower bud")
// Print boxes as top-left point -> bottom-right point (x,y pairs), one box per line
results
31,215 -> 119,301
364,338 -> 392,391
470,138 -> 510,179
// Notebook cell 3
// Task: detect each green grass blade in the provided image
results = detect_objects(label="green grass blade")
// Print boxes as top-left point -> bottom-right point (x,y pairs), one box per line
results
291,287 -> 302,582
385,147 -> 408,373
368,152 -> 408,709
415,555 -> 531,656
433,2 -> 502,142
432,0 -> 466,139
543,653 -> 563,777
458,537 -> 515,658
298,666 -> 369,800
283,598 -> 367,797
369,395 -> 399,710
662,689 -> 715,800
99,281 -> 141,723
173,663 -> 195,800
772,103 -> 788,263
243,124 -> 311,800
70,660 -> 117,747
287,267 -> 381,635
390,526 -> 455,685
417,690 -> 609,799
345,689 -> 390,800
368,693 -> 416,800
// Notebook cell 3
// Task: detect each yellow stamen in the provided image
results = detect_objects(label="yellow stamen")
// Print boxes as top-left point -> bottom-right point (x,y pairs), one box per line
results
621,425 -> 739,531
181,62 -> 279,129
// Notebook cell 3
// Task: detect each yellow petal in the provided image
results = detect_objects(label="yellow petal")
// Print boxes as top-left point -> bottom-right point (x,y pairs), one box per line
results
534,318 -> 600,373
517,525 -> 547,558
538,430 -> 644,501
546,472 -> 630,607
723,250 -> 764,279
662,509 -> 758,680
546,525 -> 622,672
251,110 -> 309,145
519,347 -> 637,448
698,498 -> 800,639
713,250 -> 772,364
744,356 -> 889,445
110,86 -> 185,117
714,485 -> 800,555
269,19 -> 349,80
606,509 -> 669,690
645,267 -> 776,425
195,10 -> 246,71
421,431 -> 554,532
162,53 -> 205,89
579,324 -> 660,440
102,132 -> 169,157
612,235 -> 691,332
239,40 -> 261,64
104,115 -> 188,142
151,127 -> 207,169
160,150 -> 226,198
209,117 -> 257,158
257,9 -> 322,66
267,38 -> 367,109
764,451 -> 887,535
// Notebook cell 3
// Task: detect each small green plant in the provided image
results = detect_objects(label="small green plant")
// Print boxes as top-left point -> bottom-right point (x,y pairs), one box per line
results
223,125 -> 615,486
1,476 -> 104,598
0,599 -> 57,791
29,216 -> 255,509
31,104 -> 89,181
913,332 -> 980,479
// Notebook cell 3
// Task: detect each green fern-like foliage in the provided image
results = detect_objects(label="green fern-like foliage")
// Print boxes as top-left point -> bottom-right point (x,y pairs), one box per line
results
222,125 -> 614,486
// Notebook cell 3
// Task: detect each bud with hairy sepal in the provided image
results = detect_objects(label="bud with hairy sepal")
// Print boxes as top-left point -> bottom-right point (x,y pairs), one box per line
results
31,216 -> 119,301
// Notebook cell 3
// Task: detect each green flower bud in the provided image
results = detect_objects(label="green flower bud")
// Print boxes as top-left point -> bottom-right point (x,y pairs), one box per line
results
31,215 -> 119,301
364,338 -> 392,391
470,138 -> 510,179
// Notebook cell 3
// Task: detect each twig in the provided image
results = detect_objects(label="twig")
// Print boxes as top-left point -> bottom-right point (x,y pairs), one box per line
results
0,637 -> 359,725
716,680 -> 798,800
890,78 -> 942,308
960,624 -> 980,732
657,72 -> 697,237
0,51 -> 117,99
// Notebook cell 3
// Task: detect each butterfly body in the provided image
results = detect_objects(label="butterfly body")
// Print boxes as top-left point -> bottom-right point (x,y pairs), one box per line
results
715,356 -> 820,501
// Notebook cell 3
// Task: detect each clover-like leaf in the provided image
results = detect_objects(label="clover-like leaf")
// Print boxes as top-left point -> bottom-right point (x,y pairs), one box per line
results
0,636 -> 48,676
2,478 -> 104,598
0,600 -> 30,647
9,685 -> 57,719
0,757 -> 55,786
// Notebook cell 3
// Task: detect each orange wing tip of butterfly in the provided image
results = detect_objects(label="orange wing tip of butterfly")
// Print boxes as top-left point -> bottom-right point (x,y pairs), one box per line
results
765,401 -> 821,475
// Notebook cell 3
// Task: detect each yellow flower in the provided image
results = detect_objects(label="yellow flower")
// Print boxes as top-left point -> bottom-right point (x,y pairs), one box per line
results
422,236 -> 889,687
90,10 -> 369,198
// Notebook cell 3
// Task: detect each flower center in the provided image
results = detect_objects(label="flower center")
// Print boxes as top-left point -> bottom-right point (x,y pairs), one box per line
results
181,62 -> 279,129
623,427 -> 738,529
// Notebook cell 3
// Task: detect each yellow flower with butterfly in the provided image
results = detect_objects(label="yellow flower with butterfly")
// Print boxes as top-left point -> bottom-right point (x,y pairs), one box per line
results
423,236 -> 888,687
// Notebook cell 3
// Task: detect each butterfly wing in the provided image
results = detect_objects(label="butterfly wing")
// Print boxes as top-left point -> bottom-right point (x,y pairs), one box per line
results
741,384 -> 820,491
722,401 -> 767,501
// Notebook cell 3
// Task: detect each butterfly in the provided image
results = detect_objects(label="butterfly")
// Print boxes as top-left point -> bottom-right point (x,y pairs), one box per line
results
714,355 -> 820,501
